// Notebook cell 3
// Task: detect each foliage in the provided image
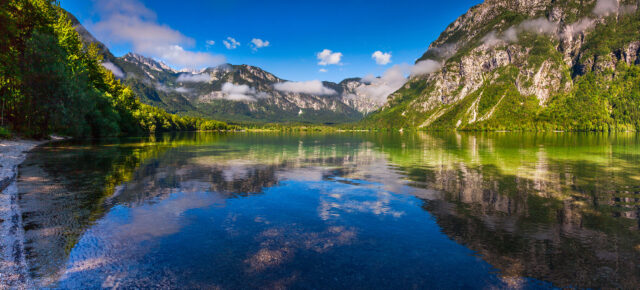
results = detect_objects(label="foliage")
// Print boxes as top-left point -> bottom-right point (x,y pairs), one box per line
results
199,120 -> 229,131
581,7 -> 640,60
364,1 -> 640,132
0,0 -> 228,138
0,126 -> 11,139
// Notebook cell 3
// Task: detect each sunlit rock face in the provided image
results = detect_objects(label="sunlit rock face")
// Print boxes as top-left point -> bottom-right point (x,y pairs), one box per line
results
368,0 -> 640,129
16,133 -> 640,288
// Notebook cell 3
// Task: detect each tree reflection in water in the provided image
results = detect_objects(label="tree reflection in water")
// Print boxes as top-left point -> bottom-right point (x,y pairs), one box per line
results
18,132 -> 640,288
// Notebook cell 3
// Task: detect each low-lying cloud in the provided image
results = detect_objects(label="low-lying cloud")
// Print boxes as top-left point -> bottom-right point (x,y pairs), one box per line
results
427,43 -> 458,59
358,65 -> 408,103
482,0 -> 637,47
317,49 -> 342,66
410,60 -> 442,76
356,59 -> 443,104
154,82 -> 190,94
221,83 -> 268,101
90,0 -> 225,69
518,18 -> 559,36
593,0 -> 619,16
101,61 -> 125,78
482,18 -> 560,47
562,18 -> 596,39
274,80 -> 337,95
372,51 -> 392,65
174,87 -> 190,93
176,73 -> 211,83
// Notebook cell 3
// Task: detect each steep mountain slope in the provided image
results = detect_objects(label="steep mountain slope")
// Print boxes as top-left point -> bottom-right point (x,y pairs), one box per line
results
67,13 -> 381,124
365,0 -> 640,131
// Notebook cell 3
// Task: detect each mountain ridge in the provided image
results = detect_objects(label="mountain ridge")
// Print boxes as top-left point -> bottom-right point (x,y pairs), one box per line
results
67,14 -> 383,124
365,0 -> 640,131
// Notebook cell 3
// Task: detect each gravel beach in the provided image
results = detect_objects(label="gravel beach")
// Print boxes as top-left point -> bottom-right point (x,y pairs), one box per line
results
0,139 -> 48,288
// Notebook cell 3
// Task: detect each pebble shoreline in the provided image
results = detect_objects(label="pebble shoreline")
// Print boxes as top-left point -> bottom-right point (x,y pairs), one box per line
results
0,139 -> 48,288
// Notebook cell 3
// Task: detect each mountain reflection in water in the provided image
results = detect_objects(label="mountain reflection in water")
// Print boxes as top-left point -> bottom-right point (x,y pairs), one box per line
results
17,132 -> 640,288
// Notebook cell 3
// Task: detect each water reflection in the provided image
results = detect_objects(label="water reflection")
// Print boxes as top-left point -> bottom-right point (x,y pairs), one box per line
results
17,132 -> 640,288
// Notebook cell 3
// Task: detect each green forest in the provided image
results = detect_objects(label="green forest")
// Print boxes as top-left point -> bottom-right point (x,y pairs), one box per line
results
0,0 -> 229,139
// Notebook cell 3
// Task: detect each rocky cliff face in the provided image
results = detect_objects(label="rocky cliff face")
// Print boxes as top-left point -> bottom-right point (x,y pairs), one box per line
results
366,0 -> 640,130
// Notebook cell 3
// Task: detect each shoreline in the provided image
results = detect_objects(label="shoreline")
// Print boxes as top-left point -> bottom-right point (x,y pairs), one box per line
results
0,139 -> 54,288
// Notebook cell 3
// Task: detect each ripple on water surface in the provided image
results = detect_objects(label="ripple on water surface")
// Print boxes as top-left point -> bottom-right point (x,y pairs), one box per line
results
17,132 -> 640,288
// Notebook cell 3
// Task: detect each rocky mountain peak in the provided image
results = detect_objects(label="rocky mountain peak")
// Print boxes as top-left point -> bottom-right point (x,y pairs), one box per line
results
123,53 -> 176,73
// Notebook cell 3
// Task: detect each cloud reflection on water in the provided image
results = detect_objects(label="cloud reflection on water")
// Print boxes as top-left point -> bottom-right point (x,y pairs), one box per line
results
17,132 -> 640,288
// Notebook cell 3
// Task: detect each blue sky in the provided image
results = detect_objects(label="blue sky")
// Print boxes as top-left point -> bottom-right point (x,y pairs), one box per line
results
61,0 -> 482,82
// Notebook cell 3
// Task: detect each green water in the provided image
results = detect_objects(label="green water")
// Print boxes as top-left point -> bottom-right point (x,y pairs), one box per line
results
17,132 -> 640,288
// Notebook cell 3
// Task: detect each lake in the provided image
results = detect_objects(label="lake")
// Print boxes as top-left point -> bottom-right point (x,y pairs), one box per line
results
17,132 -> 640,288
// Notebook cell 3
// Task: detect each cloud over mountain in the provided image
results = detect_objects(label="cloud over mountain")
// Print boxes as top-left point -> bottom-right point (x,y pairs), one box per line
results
90,0 -> 225,69
221,83 -> 268,101
177,73 -> 211,83
274,80 -> 337,95
101,62 -> 125,78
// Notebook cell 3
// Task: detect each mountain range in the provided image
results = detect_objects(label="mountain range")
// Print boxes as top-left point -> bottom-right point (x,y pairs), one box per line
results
69,0 -> 640,130
68,13 -> 380,124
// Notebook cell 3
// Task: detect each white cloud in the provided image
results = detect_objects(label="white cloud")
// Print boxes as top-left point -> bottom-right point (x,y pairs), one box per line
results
274,80 -> 337,95
206,40 -> 215,46
592,0 -> 637,16
90,0 -> 225,69
410,60 -> 442,77
152,45 -> 225,69
154,82 -> 190,94
176,73 -> 211,83
357,64 -> 409,103
503,27 -> 519,42
101,61 -> 125,78
481,31 -> 503,47
222,83 -> 255,101
562,18 -> 596,39
519,18 -> 559,35
371,51 -> 392,65
319,68 -> 328,73
481,18 -> 560,47
317,49 -> 342,66
593,0 -> 619,16
223,37 -> 240,49
354,59 -> 443,104
427,43 -> 458,59
620,4 -> 638,14
250,38 -> 270,51
220,83 -> 268,101
480,1 -> 635,49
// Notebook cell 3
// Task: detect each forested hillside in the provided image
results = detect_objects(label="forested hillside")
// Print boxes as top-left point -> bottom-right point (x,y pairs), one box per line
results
364,0 -> 640,131
0,0 -> 228,138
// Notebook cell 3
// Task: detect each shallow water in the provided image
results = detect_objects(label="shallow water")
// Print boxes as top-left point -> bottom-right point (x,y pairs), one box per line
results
17,132 -> 640,288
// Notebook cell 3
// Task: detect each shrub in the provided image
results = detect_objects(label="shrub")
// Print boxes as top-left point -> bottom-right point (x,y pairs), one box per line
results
0,126 -> 12,139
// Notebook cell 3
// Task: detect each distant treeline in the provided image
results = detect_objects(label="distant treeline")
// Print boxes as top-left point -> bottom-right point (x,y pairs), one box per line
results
0,0 -> 229,138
